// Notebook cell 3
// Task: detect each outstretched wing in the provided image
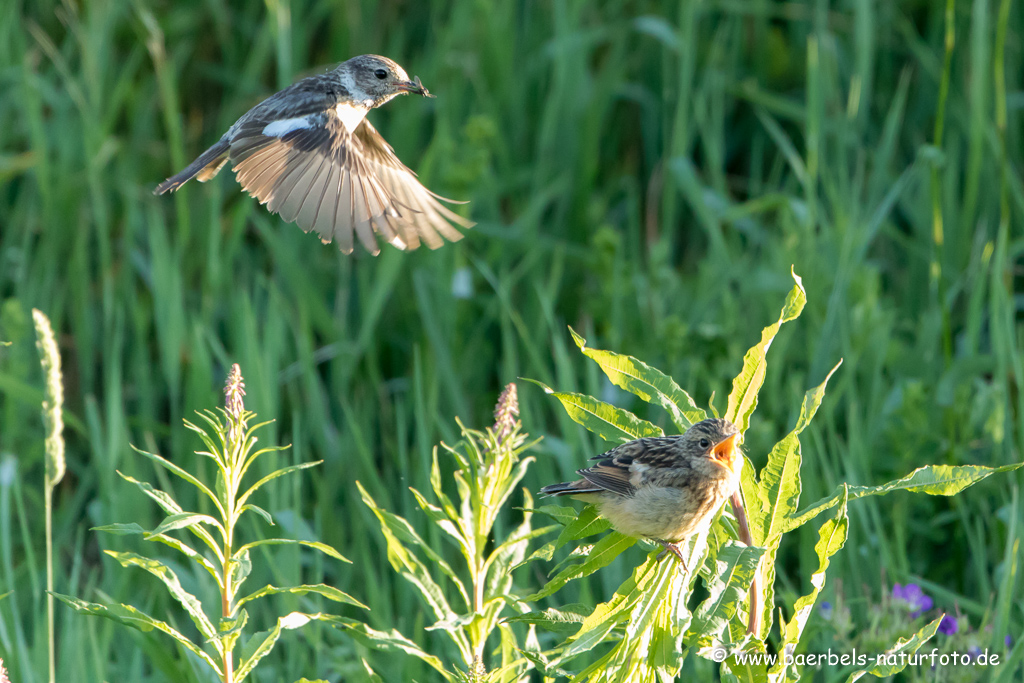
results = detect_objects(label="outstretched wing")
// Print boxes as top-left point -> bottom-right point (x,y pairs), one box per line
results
226,87 -> 472,255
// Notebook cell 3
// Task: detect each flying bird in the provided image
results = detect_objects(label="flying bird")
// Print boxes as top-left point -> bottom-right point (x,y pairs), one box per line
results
541,418 -> 743,570
155,54 -> 472,255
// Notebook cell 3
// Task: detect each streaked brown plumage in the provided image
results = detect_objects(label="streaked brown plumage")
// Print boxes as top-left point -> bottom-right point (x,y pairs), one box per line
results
541,418 -> 743,569
155,55 -> 472,255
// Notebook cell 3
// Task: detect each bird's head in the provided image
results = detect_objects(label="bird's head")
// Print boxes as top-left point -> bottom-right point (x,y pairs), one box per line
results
685,418 -> 742,475
343,55 -> 431,108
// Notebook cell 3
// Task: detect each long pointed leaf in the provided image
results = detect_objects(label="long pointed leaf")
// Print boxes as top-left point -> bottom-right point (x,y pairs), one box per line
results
236,583 -> 367,610
233,538 -> 351,564
237,461 -> 322,508
569,328 -> 706,430
104,551 -> 218,644
784,463 -> 1023,533
725,268 -> 806,432
51,593 -> 221,674
524,379 -> 662,443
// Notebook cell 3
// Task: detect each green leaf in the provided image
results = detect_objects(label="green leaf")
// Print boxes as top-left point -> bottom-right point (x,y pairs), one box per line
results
358,658 -> 385,683
784,463 -> 1023,533
151,512 -> 225,541
725,267 -> 806,432
236,583 -> 368,610
233,538 -> 351,564
357,481 -> 471,656
229,548 -> 252,590
94,522 -> 222,582
237,461 -> 322,508
116,471 -> 223,559
235,612 -> 334,680
555,505 -> 612,550
769,488 -> 848,682
759,361 -> 842,545
50,592 -> 221,674
409,486 -> 469,557
522,532 -> 636,602
524,378 -> 662,443
131,445 -> 223,515
569,327 -> 706,430
333,618 -> 456,682
104,551 -> 218,643
755,362 -> 841,636
688,543 -> 765,648
557,557 -> 689,680
240,503 -> 274,526
504,604 -> 594,634
92,523 -> 146,535
843,616 -> 942,681
524,504 -> 581,527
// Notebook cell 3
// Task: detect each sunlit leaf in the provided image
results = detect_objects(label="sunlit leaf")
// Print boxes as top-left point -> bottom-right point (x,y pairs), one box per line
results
688,543 -> 764,648
239,503 -> 274,526
769,489 -> 848,682
151,512 -> 225,541
784,463 -> 1023,533
115,472 -> 222,559
50,593 -> 221,674
755,362 -> 841,636
524,379 -> 662,443
233,538 -> 351,564
236,583 -> 368,610
504,604 -> 594,634
104,551 -> 218,643
725,267 -> 806,432
843,617 -> 942,682
555,505 -> 612,550
131,445 -> 223,515
569,327 -> 706,430
237,461 -> 322,508
333,617 -> 456,682
357,481 -> 470,610
523,532 -> 636,603
235,612 -> 334,680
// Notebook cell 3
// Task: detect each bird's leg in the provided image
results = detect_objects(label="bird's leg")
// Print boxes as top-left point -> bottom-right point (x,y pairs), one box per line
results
655,540 -> 688,571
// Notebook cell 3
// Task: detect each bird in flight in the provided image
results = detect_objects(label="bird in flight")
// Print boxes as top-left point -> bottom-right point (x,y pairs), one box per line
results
155,54 -> 472,255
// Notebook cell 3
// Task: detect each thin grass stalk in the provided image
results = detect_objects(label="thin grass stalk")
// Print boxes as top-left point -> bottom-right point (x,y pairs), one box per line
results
931,0 -> 956,360
33,309 -> 65,683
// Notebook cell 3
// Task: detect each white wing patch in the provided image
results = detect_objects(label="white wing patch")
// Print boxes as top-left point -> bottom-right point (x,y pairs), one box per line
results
262,116 -> 315,137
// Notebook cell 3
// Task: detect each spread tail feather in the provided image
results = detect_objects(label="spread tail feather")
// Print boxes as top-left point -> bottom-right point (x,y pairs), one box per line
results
154,139 -> 231,195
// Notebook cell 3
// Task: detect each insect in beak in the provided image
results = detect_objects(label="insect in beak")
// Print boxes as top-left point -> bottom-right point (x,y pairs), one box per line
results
396,76 -> 435,98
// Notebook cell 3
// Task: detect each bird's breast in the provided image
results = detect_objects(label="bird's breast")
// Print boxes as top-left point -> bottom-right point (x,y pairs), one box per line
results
334,102 -> 370,133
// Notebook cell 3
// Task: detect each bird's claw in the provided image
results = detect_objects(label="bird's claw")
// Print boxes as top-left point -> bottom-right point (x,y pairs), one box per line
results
656,540 -> 688,572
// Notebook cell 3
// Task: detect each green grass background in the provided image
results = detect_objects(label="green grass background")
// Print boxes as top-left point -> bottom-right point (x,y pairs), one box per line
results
0,0 -> 1021,680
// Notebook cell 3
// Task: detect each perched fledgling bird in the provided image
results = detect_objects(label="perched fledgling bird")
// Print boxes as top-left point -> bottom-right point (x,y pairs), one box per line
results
155,54 -> 472,255
540,418 -> 743,570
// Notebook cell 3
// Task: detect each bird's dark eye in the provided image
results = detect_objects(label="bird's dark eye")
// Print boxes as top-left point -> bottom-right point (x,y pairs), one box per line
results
374,69 -> 388,80
699,438 -> 711,449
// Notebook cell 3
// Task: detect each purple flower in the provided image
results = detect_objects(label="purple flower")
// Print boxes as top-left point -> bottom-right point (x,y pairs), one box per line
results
820,601 -> 833,620
1006,635 -> 1013,648
892,583 -> 933,617
938,614 -> 958,635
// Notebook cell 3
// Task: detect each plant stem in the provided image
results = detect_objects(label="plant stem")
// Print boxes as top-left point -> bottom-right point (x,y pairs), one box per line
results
46,483 -> 55,683
730,491 -> 761,636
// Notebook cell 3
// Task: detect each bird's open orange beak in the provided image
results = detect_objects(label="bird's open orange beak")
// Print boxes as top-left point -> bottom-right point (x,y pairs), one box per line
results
712,433 -> 738,466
